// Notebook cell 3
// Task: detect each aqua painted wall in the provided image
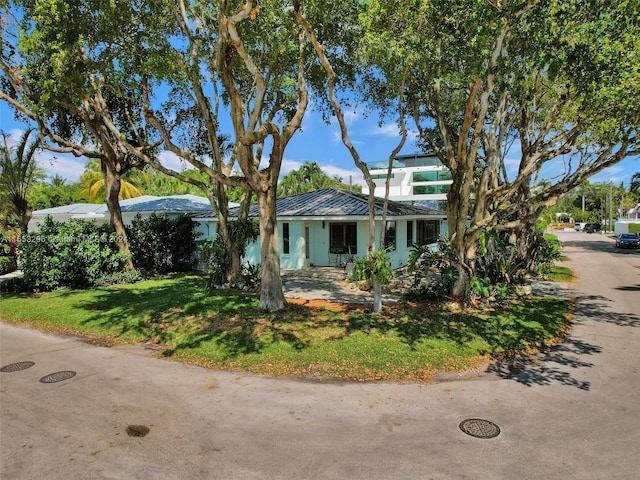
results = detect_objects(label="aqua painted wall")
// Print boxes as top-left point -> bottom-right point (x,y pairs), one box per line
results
194,218 -> 442,270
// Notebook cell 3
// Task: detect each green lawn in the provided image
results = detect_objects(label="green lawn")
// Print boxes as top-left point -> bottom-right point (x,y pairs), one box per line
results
0,272 -> 571,383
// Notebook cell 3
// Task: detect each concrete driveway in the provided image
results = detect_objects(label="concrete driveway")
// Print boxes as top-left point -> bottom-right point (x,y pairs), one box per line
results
1,231 -> 639,479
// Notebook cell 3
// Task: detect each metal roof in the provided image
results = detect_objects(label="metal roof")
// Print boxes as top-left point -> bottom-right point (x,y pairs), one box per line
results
192,188 -> 445,220
31,203 -> 108,216
119,195 -> 212,213
32,195 -> 216,217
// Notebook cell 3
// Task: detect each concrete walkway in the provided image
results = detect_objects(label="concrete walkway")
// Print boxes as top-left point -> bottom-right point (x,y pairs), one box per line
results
0,269 -> 22,284
282,266 -> 402,304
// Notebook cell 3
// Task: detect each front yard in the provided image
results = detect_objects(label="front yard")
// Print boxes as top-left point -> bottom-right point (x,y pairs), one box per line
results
0,272 -> 571,383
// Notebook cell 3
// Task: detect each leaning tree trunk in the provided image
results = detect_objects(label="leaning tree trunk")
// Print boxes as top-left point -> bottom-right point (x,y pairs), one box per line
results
102,160 -> 134,270
256,188 -> 286,312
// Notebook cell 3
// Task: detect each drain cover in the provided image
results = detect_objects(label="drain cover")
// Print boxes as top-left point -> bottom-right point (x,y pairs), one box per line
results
1,361 -> 35,372
126,425 -> 150,437
39,371 -> 77,384
459,419 -> 501,439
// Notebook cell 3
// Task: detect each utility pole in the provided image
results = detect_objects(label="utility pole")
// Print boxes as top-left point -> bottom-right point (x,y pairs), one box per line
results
609,183 -> 613,232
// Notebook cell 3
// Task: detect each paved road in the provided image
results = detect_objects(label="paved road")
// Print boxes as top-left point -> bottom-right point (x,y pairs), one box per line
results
1,231 -> 639,479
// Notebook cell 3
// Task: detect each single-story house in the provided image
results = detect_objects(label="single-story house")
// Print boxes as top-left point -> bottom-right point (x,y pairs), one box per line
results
192,188 -> 447,270
29,194 -> 218,231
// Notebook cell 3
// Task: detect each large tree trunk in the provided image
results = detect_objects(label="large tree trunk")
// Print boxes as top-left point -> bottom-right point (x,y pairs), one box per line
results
102,160 -> 134,270
447,179 -> 477,298
256,188 -> 286,312
15,198 -> 32,235
372,278 -> 382,313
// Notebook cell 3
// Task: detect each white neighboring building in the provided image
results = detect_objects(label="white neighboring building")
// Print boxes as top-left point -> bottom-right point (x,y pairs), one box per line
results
362,152 -> 453,212
614,203 -> 640,235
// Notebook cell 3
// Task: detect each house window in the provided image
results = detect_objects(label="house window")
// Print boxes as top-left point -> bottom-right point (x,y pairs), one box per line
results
413,171 -> 438,182
384,221 -> 396,251
330,222 -> 357,254
416,220 -> 439,245
305,226 -> 309,259
414,184 -> 451,195
371,173 -> 395,180
283,223 -> 290,254
413,171 -> 451,182
438,170 -> 452,181
407,220 -> 414,247
414,185 -> 437,195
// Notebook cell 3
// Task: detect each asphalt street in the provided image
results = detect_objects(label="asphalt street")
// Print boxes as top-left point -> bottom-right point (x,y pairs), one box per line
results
1,230 -> 639,479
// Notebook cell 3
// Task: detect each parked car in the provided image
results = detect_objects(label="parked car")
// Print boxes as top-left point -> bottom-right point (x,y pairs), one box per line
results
583,223 -> 601,233
615,233 -> 640,249
574,222 -> 586,231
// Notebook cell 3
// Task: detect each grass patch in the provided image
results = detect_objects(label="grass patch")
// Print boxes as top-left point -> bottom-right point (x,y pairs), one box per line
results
546,265 -> 574,283
0,272 -> 571,383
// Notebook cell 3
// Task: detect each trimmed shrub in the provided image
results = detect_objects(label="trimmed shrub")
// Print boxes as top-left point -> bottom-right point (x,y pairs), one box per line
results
126,214 -> 199,275
19,216 -> 130,291
0,256 -> 16,275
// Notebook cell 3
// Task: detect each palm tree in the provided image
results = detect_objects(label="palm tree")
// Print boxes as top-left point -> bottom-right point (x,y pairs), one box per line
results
277,161 -> 341,197
79,159 -> 147,202
631,172 -> 640,196
0,129 -> 41,233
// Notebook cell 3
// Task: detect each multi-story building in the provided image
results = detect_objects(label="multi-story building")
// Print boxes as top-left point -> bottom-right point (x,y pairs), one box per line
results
363,152 -> 452,211
362,152 -> 452,244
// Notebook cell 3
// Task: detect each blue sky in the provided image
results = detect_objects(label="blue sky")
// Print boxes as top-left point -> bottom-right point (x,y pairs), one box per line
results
1,99 -> 637,189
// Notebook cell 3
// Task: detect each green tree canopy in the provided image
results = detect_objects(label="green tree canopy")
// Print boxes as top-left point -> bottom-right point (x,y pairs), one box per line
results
277,162 -> 342,197
357,0 -> 639,296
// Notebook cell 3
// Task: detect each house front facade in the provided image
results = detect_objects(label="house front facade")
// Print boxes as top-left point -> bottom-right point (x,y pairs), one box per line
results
192,188 -> 446,270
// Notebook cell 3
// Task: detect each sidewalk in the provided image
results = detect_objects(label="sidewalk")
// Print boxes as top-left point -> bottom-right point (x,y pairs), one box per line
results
0,269 -> 22,285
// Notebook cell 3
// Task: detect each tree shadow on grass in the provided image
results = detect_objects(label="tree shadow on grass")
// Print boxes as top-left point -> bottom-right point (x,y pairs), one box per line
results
346,298 -> 570,353
73,273 -> 259,341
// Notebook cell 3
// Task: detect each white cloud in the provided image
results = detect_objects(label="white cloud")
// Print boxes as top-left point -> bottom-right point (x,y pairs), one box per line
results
35,151 -> 87,182
280,158 -> 303,176
323,164 -> 365,187
343,109 -> 359,127
374,122 -> 419,142
158,150 -> 190,172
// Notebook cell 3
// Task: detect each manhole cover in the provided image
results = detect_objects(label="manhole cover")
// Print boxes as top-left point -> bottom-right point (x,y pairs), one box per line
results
459,419 -> 501,439
126,425 -> 150,437
1,361 -> 35,372
39,371 -> 77,384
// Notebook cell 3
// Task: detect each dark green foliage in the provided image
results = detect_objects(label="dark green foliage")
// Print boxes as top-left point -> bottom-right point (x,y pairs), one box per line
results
406,230 -> 564,302
527,232 -> 564,277
350,249 -> 392,284
126,214 -> 200,275
240,263 -> 262,291
0,275 -> 25,292
0,256 -> 16,275
475,231 -> 526,287
200,219 -> 259,289
201,237 -> 229,288
405,241 -> 458,301
19,216 -> 130,291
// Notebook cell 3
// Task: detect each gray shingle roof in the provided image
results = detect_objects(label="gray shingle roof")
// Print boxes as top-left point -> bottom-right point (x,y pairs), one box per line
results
192,188 -> 445,219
